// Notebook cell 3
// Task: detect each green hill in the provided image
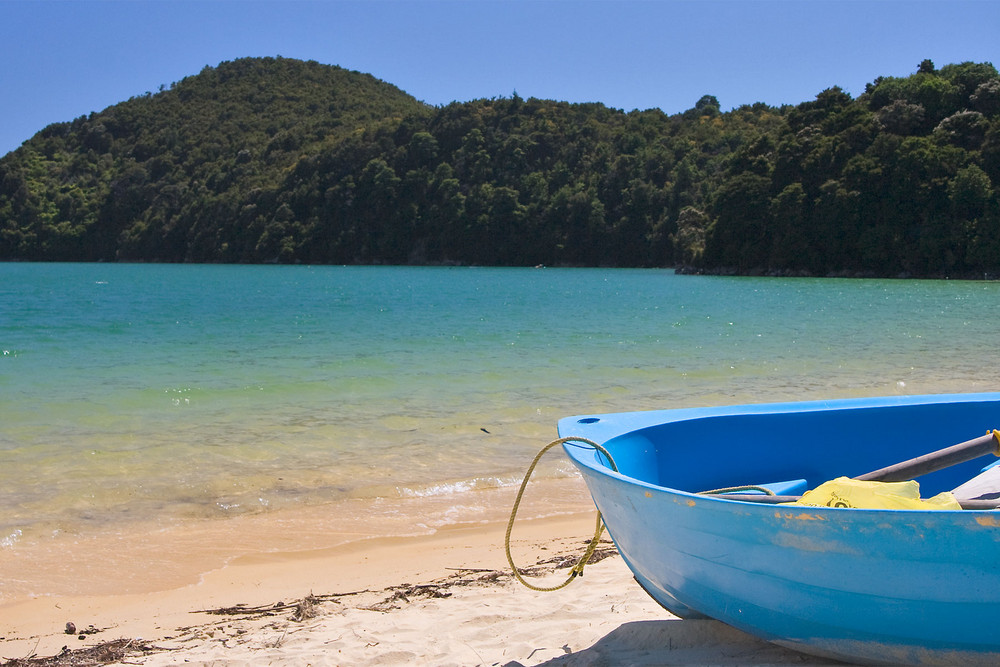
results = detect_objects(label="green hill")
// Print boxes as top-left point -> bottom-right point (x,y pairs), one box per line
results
0,57 -> 430,261
1,57 -> 998,277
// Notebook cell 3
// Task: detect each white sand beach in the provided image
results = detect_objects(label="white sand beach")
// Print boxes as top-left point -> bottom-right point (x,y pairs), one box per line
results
0,513 -> 846,666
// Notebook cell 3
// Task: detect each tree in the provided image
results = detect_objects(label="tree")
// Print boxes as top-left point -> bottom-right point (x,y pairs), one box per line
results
876,99 -> 926,135
934,111 -> 989,150
768,183 -> 811,271
867,71 -> 960,129
971,80 -> 1000,116
695,95 -> 721,117
939,61 -> 1000,104
672,206 -> 708,266
704,172 -> 772,271
949,164 -> 993,222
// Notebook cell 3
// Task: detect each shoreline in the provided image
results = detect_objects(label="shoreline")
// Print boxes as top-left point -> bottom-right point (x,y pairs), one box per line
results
0,479 -> 598,655
0,512 -> 842,666
0,476 -> 594,601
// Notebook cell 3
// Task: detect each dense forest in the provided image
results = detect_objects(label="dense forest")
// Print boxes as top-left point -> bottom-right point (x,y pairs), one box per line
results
1,56 -> 998,277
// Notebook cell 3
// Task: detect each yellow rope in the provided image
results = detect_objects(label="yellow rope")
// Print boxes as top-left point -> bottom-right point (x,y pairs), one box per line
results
505,436 -> 618,592
699,485 -> 776,496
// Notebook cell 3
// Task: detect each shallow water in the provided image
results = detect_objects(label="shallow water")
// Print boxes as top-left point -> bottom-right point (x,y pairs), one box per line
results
3,264 -> 1000,574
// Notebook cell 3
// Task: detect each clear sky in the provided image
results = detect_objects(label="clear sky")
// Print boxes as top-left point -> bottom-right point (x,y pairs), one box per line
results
2,0 -> 998,157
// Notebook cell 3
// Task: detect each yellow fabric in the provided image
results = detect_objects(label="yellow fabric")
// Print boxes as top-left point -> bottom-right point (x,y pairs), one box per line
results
791,476 -> 961,510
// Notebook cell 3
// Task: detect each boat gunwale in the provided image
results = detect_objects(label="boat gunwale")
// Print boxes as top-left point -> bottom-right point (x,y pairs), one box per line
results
559,392 -> 1000,515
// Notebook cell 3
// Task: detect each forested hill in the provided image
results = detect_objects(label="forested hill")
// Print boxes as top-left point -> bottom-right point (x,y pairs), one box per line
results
1,57 -> 999,277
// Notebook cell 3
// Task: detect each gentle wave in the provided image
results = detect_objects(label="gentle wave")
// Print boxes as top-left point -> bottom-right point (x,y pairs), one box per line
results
396,474 -> 526,498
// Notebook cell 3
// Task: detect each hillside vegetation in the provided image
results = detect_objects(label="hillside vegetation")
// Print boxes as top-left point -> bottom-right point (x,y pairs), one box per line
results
1,56 -> 998,277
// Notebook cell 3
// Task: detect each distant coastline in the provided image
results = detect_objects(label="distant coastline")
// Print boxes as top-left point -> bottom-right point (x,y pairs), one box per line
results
1,57 -> 998,278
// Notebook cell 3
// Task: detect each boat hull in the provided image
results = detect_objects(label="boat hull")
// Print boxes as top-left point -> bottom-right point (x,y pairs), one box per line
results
559,394 -> 1000,665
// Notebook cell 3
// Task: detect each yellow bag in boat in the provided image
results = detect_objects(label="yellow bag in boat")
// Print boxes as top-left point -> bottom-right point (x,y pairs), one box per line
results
791,476 -> 961,510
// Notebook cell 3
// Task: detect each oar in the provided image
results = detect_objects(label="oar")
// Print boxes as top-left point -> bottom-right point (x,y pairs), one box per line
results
855,430 -> 1000,482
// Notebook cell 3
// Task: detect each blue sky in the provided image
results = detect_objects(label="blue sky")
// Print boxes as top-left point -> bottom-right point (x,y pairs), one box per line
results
2,0 -> 998,157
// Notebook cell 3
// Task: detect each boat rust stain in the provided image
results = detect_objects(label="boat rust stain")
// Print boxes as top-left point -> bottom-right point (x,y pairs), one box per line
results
645,491 -> 653,498
686,499 -> 696,507
773,532 -> 859,554
976,515 -> 1000,527
773,510 -> 826,522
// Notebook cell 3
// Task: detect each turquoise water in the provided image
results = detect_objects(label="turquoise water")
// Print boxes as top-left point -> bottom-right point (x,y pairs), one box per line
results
4,264 -> 1000,549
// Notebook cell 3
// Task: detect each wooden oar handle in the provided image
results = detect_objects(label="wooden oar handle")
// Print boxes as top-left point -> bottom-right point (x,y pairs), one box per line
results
855,430 -> 1000,483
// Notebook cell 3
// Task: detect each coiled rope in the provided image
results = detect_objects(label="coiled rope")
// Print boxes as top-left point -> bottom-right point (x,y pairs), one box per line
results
505,436 -> 619,592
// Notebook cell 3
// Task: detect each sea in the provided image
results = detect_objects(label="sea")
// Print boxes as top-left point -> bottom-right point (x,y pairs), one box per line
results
4,263 -> 1000,598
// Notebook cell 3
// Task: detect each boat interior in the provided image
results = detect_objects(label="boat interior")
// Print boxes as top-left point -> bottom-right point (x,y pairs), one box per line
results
567,397 -> 1000,501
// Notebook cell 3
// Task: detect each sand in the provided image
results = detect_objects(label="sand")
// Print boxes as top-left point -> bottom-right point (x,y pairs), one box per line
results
0,513 -> 843,666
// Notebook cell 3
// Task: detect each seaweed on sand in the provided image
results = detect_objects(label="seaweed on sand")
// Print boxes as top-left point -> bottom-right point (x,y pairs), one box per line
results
1,638 -> 165,667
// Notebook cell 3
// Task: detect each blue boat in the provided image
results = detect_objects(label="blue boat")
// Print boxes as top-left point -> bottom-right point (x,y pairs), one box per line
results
558,393 -> 1000,665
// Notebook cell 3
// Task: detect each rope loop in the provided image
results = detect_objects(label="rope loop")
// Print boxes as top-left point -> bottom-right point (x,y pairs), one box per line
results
505,436 -> 618,592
